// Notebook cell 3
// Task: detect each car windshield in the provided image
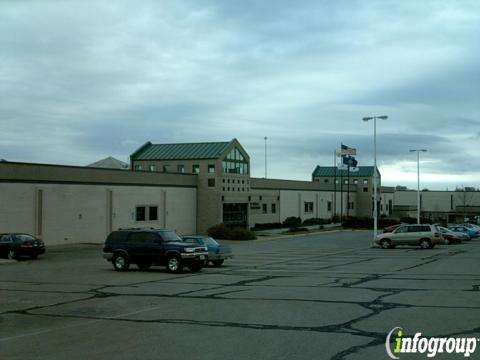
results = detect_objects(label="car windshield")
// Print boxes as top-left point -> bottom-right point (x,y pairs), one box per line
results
159,231 -> 182,242
203,237 -> 219,246
15,234 -> 36,242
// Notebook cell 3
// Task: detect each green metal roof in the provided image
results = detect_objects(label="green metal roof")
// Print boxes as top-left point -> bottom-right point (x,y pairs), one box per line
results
131,141 -> 231,161
312,166 -> 376,178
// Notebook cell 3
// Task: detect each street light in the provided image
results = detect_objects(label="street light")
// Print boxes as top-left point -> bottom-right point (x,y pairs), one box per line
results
264,136 -> 268,178
363,115 -> 388,245
409,149 -> 427,224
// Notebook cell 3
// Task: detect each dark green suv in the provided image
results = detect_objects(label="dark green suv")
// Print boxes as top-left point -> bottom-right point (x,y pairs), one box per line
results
102,228 -> 208,273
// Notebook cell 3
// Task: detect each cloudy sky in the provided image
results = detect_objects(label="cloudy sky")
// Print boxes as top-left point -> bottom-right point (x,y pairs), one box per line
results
1,0 -> 479,189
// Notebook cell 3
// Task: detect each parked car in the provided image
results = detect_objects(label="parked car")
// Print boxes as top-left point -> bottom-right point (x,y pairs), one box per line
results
0,233 -> 45,260
182,235 -> 233,266
383,223 -> 404,233
102,227 -> 208,273
447,225 -> 478,240
463,223 -> 480,234
375,224 -> 444,249
437,226 -> 465,244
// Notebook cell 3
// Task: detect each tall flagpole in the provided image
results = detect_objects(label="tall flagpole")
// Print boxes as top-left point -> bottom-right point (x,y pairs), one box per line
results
333,149 -> 337,222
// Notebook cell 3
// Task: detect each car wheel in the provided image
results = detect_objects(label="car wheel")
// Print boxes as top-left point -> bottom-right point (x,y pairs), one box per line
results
113,254 -> 130,271
7,249 -> 16,260
188,262 -> 203,272
380,239 -> 392,249
137,262 -> 152,271
166,255 -> 183,273
212,259 -> 224,267
419,239 -> 431,249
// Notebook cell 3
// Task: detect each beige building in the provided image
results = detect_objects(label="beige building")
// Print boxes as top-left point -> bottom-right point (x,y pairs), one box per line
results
2,138 -> 478,246
0,162 -> 197,245
130,139 -> 353,232
393,189 -> 480,223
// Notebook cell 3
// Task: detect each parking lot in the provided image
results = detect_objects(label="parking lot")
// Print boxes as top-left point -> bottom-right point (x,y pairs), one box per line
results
1,230 -> 479,360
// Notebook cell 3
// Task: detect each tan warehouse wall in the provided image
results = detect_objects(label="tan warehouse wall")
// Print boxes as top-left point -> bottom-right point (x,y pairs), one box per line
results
0,162 -> 197,245
0,183 -> 197,245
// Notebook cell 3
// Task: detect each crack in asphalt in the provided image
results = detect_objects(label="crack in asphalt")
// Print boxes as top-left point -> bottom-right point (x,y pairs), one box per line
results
1,240 -> 479,360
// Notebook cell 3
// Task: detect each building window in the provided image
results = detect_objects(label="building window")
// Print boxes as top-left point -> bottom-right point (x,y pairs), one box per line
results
177,165 -> 185,173
136,206 -> 146,221
227,179 -> 230,183
149,165 -> 156,172
327,201 -> 332,211
134,165 -> 143,171
344,179 -> 348,185
222,147 -> 249,175
192,164 -> 200,173
335,179 -> 339,184
262,204 -> 267,214
363,179 -> 368,184
223,187 -> 225,191
324,179 -> 329,183
271,204 -> 276,213
149,206 -> 158,221
136,205 -> 158,222
208,178 -> 215,187
349,202 -> 355,210
163,165 -> 170,172
208,164 -> 215,173
304,202 -> 314,213
353,179 -> 358,184
363,187 -> 368,192
259,196 -> 262,201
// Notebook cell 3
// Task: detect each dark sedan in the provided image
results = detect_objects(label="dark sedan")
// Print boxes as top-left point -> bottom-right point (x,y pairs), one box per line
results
182,235 -> 233,267
0,233 -> 45,260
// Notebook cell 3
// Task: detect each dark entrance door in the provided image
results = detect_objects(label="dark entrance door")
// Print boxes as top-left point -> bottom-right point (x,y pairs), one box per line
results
223,203 -> 248,228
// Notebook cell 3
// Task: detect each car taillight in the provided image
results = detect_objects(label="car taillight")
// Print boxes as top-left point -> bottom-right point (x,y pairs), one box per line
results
20,242 -> 34,248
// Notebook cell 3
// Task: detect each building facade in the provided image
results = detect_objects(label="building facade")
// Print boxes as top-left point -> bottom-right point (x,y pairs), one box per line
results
1,138 -> 478,246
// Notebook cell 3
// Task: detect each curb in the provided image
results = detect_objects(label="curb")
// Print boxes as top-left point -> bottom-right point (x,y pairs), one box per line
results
0,259 -> 16,265
253,229 -> 351,242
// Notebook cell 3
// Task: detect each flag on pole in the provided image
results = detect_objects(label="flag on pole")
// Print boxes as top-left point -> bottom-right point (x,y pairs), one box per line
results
341,144 -> 357,156
340,155 -> 359,172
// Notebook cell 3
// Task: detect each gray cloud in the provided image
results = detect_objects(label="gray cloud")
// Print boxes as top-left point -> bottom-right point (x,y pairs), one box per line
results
1,0 -> 479,189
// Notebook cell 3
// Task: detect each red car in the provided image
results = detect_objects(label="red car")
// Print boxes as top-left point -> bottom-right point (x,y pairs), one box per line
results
383,223 -> 404,233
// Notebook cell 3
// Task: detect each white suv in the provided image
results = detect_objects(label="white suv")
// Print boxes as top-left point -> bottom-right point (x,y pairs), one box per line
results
375,224 -> 444,249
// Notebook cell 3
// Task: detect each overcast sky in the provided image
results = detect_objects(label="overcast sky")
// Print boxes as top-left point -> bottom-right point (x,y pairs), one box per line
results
1,0 -> 479,189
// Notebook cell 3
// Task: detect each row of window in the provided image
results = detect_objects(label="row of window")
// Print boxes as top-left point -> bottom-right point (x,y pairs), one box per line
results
318,178 -> 369,185
223,187 -> 250,192
223,178 -> 249,185
135,164 -> 215,174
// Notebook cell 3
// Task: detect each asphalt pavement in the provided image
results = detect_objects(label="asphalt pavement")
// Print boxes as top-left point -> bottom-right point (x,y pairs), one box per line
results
1,231 -> 479,359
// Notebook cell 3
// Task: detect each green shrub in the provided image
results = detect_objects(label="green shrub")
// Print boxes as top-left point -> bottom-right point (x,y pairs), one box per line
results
207,224 -> 256,240
229,227 -> 257,240
207,223 -> 231,239
252,222 -> 284,230
283,216 -> 302,228
302,218 -> 331,226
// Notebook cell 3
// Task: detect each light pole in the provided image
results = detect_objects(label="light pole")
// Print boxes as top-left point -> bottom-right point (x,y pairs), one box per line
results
264,136 -> 268,178
409,149 -> 427,224
363,115 -> 388,245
